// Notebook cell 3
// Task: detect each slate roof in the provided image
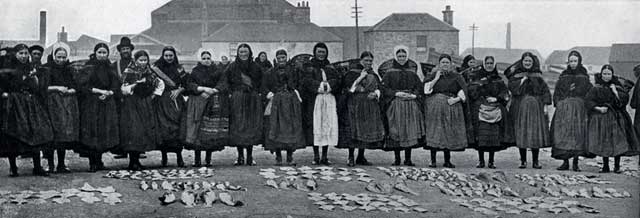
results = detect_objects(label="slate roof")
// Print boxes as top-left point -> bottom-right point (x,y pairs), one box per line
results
367,13 -> 458,32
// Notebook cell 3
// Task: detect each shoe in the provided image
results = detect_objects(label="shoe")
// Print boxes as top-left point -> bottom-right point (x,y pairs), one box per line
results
204,163 -> 212,167
487,163 -> 496,169
161,159 -> 168,168
320,159 -> 331,166
193,162 -> 202,167
56,166 -> 71,174
613,167 -> 622,174
599,167 -> 610,173
9,168 -> 19,177
392,160 -> 401,166
476,162 -> 485,168
556,161 -> 569,171
140,154 -> 147,159
177,160 -> 185,168
519,162 -> 527,169
355,158 -> 372,166
443,162 -> 456,168
428,162 -> 437,168
234,158 -> 244,166
287,161 -> 297,166
347,159 -> 355,167
88,165 -> 97,173
113,154 -> 127,159
275,156 -> 283,166
532,162 -> 542,169
403,161 -> 415,167
33,168 -> 50,177
572,166 -> 581,172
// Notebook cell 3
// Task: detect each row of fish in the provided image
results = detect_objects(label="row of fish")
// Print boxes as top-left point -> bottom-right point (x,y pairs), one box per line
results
105,167 -> 216,180
541,186 -> 632,198
0,183 -> 121,205
452,196 -> 600,215
140,180 -> 246,192
309,192 -> 428,213
159,191 -> 243,207
514,173 -> 612,187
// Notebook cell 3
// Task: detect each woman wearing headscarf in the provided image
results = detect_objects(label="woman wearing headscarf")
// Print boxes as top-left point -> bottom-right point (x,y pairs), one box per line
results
42,43 -> 78,173
119,50 -> 164,170
255,51 -> 273,71
218,44 -> 263,166
262,49 -> 305,166
458,55 -> 479,83
423,54 -> 468,168
0,44 -> 53,177
302,42 -> 340,165
508,52 -> 551,169
182,49 -> 228,167
467,56 -> 510,168
550,51 -> 593,171
76,43 -> 120,172
378,45 -> 423,166
154,46 -> 187,167
586,65 -> 640,173
337,51 -> 384,167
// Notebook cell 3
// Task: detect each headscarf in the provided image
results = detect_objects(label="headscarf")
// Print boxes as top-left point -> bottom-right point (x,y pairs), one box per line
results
196,48 -> 214,65
28,45 -> 44,53
480,56 -> 500,80
563,50 -> 588,76
595,64 -> 621,86
89,43 -> 110,61
154,46 -> 180,67
515,52 -> 541,73
460,55 -> 475,71
393,45 -> 410,64
48,42 -> 71,65
274,49 -> 288,65
311,42 -> 330,68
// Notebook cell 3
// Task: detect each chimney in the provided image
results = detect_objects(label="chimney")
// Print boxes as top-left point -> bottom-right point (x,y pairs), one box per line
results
506,22 -> 511,50
442,5 -> 453,26
57,26 -> 68,43
293,1 -> 310,23
39,10 -> 47,45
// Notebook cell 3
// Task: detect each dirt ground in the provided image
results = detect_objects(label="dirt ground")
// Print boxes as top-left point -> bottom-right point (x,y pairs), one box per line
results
0,147 -> 638,218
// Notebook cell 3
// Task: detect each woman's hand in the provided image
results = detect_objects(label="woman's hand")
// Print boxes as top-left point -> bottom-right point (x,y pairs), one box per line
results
486,97 -> 497,103
266,92 -> 274,100
170,88 -> 184,100
447,97 -> 460,105
2,92 -> 8,98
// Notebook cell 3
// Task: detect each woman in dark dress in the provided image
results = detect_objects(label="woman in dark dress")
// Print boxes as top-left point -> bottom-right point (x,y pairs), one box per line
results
119,50 -> 164,170
458,55 -> 479,83
76,43 -> 120,172
423,54 -> 468,168
255,51 -> 273,72
337,51 -> 385,167
302,43 -> 340,165
586,65 -> 640,173
507,52 -> 552,169
262,49 -> 305,165
154,46 -> 186,167
0,44 -> 53,177
43,44 -> 79,173
379,45 -> 424,166
467,56 -> 510,168
630,64 -> 640,141
220,44 -> 263,166
182,49 -> 228,167
550,51 -> 592,171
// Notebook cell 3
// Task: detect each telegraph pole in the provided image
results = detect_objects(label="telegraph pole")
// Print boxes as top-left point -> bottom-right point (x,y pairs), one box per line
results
469,23 -> 479,56
351,0 -> 362,57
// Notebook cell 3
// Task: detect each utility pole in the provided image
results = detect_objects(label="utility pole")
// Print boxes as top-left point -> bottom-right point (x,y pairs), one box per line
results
469,23 -> 479,56
351,0 -> 362,57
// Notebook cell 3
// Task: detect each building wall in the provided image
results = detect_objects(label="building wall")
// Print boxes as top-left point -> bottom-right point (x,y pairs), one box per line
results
201,42 -> 343,62
611,62 -> 640,80
364,30 -> 458,65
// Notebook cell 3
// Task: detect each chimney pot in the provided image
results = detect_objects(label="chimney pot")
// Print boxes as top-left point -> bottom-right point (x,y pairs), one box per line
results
442,5 -> 453,26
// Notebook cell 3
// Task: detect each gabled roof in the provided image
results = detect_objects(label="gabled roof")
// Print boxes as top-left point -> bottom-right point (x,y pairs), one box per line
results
69,34 -> 107,50
610,43 -> 640,63
367,13 -> 458,32
460,47 -> 543,64
204,22 -> 343,42
141,22 -> 227,54
544,46 -> 610,65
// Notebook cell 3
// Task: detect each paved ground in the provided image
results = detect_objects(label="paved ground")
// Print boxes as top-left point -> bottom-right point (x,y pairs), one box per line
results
0,146 -> 638,218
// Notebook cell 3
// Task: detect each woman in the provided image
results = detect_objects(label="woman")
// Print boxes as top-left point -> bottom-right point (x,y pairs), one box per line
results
508,52 -> 552,169
467,56 -> 510,168
119,50 -> 164,170
302,42 -> 340,165
630,64 -> 640,142
77,43 -> 120,172
262,49 -> 305,166
220,44 -> 263,166
458,55 -> 479,83
43,43 -> 79,173
337,51 -> 384,167
586,65 -> 639,173
182,49 -> 228,167
550,51 -> 592,171
255,51 -> 273,71
379,45 -> 424,166
423,54 -> 468,168
154,46 -> 186,167
0,44 -> 53,176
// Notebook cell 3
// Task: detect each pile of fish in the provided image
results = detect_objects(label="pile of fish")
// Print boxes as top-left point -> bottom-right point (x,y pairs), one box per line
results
451,197 -> 600,215
104,167 -> 215,180
137,180 -> 246,208
261,166 -> 372,191
377,167 -> 507,184
584,157 -> 639,178
541,186 -> 632,198
365,178 -> 419,196
514,173 -> 612,187
158,191 -> 243,208
0,183 -> 122,205
139,180 -> 246,192
309,192 -> 428,213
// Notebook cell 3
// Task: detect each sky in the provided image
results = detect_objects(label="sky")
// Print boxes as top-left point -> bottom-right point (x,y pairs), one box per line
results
0,0 -> 638,57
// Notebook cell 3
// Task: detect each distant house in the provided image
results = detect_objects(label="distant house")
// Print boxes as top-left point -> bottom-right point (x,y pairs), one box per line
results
109,33 -> 170,60
544,46 -> 610,74
44,27 -> 107,61
460,47 -> 543,67
323,26 -> 369,60
609,43 -> 640,80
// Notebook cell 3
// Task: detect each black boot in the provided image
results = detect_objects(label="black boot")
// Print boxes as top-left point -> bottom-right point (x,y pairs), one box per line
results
613,156 -> 622,173
477,151 -> 485,168
32,154 -> 49,176
246,147 -> 256,166
347,148 -> 355,167
128,153 -> 143,171
161,151 -> 168,167
320,146 -> 331,165
572,157 -> 581,172
45,149 -> 55,173
275,150 -> 283,166
88,154 -> 97,173
488,152 -> 496,169
95,153 -> 106,171
429,150 -> 437,168
355,148 -> 371,165
56,149 -> 70,173
286,149 -> 296,166
532,149 -> 541,169
194,151 -> 202,167
600,157 -> 610,173
393,150 -> 401,166
134,153 -> 145,170
235,147 -> 244,166
9,156 -> 19,177
403,149 -> 415,166
176,151 -> 185,168
518,148 -> 527,169
204,151 -> 212,167
312,147 -> 320,165
557,159 -> 570,171
443,151 -> 455,168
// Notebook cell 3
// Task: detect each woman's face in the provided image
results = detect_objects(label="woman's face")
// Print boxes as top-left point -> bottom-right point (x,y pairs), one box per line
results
568,55 -> 579,69
396,51 -> 407,65
439,58 -> 451,71
54,49 -> 68,65
601,69 -> 613,82
484,59 -> 495,72
467,58 -> 476,68
315,48 -> 327,61
200,54 -> 212,66
361,56 -> 373,69
276,54 -> 287,65
163,50 -> 175,63
259,53 -> 267,62
136,55 -> 149,67
238,47 -> 250,61
96,48 -> 109,60
523,56 -> 534,69
16,48 -> 29,64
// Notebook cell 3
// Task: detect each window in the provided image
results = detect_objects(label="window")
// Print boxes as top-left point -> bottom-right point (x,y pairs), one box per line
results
416,35 -> 428,52
229,43 -> 237,58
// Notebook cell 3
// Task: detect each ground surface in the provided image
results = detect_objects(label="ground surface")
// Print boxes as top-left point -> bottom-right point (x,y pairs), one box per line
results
0,147 -> 638,218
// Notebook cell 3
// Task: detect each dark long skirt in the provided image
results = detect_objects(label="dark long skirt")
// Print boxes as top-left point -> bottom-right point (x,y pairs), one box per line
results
423,94 -> 467,151
182,94 -> 228,151
469,101 -> 509,152
229,91 -> 263,146
384,98 -> 424,149
47,92 -> 80,145
78,94 -> 119,153
155,91 -> 185,152
551,97 -> 588,159
119,95 -> 159,152
587,109 -> 640,157
514,95 -> 550,148
264,91 -> 305,151
0,93 -> 53,157
338,93 -> 385,149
